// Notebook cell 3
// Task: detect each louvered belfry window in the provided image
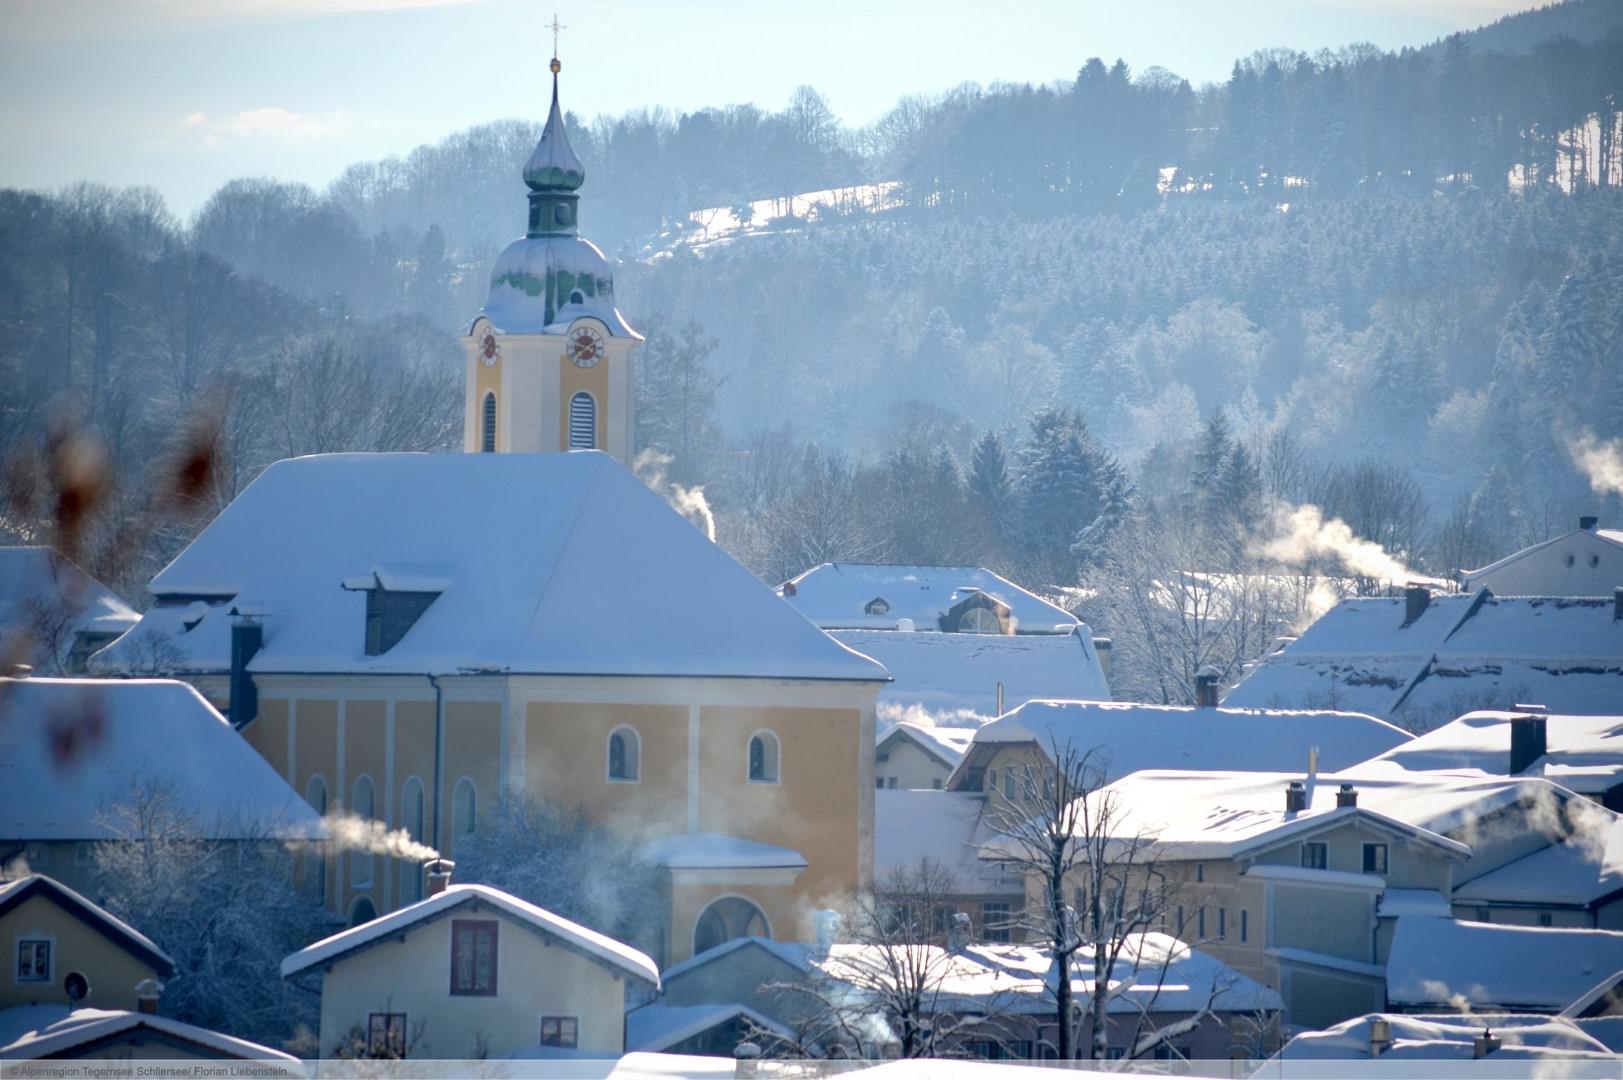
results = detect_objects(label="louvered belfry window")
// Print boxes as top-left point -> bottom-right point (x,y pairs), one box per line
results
568,391 -> 596,449
481,392 -> 497,453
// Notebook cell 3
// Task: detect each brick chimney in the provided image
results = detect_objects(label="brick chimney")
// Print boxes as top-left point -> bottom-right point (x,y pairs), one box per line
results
1285,780 -> 1308,814
1336,783 -> 1358,808
1509,707 -> 1548,776
425,858 -> 454,897
135,978 -> 163,1015
1402,585 -> 1430,626
1194,667 -> 1221,708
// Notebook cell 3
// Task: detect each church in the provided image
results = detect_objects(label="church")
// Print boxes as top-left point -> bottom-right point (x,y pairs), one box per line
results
93,60 -> 888,966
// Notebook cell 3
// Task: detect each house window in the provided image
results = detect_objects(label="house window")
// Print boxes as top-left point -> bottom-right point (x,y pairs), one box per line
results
1538,912 -> 1553,927
1196,863 -> 1205,883
876,750 -> 890,763
368,1012 -> 407,1057
1198,906 -> 1206,939
450,920 -> 498,995
959,607 -> 1000,634
540,1016 -> 579,1048
1362,842 -> 1389,874
608,727 -> 640,782
887,777 -> 897,789
481,392 -> 497,453
982,902 -> 1011,943
1300,842 -> 1327,870
568,392 -> 597,449
16,940 -> 51,982
748,732 -> 779,783
75,842 -> 92,866
1475,907 -> 1491,923
876,777 -> 885,789
1218,907 -> 1226,939
1240,909 -> 1248,943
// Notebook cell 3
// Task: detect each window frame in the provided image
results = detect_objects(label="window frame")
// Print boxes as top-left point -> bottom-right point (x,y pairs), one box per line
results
449,919 -> 499,997
958,606 -> 1001,634
540,1015 -> 579,1049
606,725 -> 641,783
453,777 -> 478,839
1300,841 -> 1328,870
16,938 -> 52,984
1362,842 -> 1389,875
747,730 -> 780,785
982,901 -> 1012,944
568,391 -> 598,450
481,392 -> 497,453
368,1012 -> 408,1057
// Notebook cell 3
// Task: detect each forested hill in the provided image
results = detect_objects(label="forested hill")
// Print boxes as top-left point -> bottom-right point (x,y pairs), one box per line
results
2,1 -> 1621,674
1432,0 -> 1623,56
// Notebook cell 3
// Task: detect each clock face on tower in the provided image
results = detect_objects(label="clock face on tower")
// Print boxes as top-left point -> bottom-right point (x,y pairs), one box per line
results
479,330 -> 500,367
567,326 -> 604,368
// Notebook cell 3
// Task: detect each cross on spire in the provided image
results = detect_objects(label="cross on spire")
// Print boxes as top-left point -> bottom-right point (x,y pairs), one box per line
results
546,12 -> 566,60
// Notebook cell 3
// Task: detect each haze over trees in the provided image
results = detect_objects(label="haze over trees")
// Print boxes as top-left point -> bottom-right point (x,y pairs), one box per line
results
2,1 -> 1621,706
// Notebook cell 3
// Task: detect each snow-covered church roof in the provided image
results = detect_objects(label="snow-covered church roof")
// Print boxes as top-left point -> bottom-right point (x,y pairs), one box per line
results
780,563 -> 1077,633
93,452 -> 888,684
1223,589 -> 1623,727
0,677 -> 322,841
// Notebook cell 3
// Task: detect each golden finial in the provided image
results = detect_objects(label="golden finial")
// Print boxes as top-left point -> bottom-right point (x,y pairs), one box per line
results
547,13 -> 565,73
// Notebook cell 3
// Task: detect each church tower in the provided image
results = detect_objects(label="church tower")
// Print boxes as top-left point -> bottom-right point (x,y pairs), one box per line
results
462,55 -> 640,463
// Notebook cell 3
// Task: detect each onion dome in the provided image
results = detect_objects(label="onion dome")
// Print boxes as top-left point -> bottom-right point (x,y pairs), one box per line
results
523,66 -> 585,193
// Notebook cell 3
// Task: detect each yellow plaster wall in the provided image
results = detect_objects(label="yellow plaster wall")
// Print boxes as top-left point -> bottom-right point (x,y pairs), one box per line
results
524,703 -> 688,834
1,893 -> 164,1011
395,700 -> 438,900
248,699 -> 289,779
443,701 -> 502,861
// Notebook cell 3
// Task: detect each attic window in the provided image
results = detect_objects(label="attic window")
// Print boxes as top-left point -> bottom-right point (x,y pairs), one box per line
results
865,597 -> 890,616
362,587 -> 440,656
959,607 -> 1001,634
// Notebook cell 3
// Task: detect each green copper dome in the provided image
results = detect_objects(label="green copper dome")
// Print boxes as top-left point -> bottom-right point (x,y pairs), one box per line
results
523,73 -> 585,193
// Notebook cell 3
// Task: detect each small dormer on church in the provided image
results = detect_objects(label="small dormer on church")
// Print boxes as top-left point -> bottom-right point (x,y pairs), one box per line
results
462,55 -> 640,464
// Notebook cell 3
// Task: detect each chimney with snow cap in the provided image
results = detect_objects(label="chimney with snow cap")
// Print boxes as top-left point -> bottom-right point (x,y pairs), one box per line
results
425,858 -> 454,897
135,978 -> 163,1015
1368,1017 -> 1392,1057
1194,667 -> 1221,708
1336,783 -> 1358,808
1403,585 -> 1430,626
1509,706 -> 1548,776
1285,780 -> 1308,814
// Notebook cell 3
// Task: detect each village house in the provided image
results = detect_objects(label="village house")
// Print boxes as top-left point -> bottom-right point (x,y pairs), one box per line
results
0,874 -> 296,1067
0,676 -> 323,899
280,880 -> 658,1059
1012,762 -> 1615,1030
1223,586 -> 1623,729
875,788 -> 1027,944
779,563 -> 1080,636
875,723 -> 977,791
1460,516 -> 1623,597
0,548 -> 138,675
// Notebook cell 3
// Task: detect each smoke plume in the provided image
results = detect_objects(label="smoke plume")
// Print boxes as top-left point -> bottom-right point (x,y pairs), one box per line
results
632,449 -> 717,542
1563,429 -> 1623,497
318,808 -> 439,862
1258,504 -> 1446,587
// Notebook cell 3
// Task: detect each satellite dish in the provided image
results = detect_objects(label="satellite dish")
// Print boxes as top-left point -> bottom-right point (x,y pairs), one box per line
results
63,970 -> 90,1006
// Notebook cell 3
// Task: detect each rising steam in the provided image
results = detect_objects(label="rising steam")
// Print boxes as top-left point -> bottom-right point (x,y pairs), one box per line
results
317,808 -> 439,862
632,449 -> 717,542
1258,504 -> 1446,587
1563,428 -> 1623,497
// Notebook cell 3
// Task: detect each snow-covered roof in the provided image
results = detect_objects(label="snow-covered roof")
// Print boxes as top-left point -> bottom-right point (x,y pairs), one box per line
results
836,628 -> 1109,725
625,1003 -> 793,1053
1453,817 -> 1623,907
875,789 -> 1024,896
1224,591 -> 1623,726
1387,916 -> 1623,1011
877,722 -> 978,770
1004,761 -> 1566,862
0,547 -> 139,661
93,453 -> 887,684
811,933 -> 1280,1017
0,677 -> 322,841
280,882 -> 658,987
780,564 -> 1077,633
660,935 -> 812,983
1373,710 -> 1623,793
0,1004 -> 299,1064
1461,524 -> 1623,590
0,875 -> 174,976
1277,1011 -> 1617,1061
950,699 -> 1411,790
640,833 -> 807,871
1377,888 -> 1453,919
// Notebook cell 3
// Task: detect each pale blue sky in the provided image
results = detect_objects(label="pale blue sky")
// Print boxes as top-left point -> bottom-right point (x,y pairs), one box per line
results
0,0 -> 1530,218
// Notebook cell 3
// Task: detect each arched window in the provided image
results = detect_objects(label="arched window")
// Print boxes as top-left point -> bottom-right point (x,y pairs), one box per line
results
349,897 -> 377,928
959,607 -> 1001,634
453,778 -> 477,840
350,775 -> 376,884
693,896 -> 770,956
568,392 -> 596,450
401,777 -> 426,903
748,732 -> 779,784
481,392 -> 497,453
305,775 -> 328,815
608,726 -> 640,782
